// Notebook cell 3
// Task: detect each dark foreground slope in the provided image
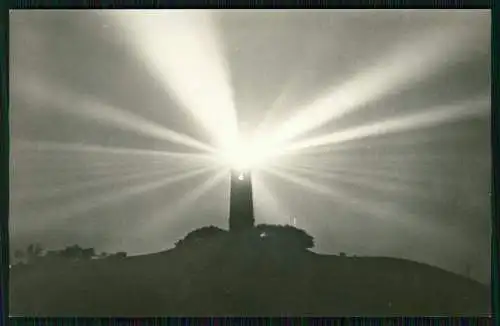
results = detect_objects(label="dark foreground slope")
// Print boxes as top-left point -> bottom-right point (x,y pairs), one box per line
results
10,238 -> 490,316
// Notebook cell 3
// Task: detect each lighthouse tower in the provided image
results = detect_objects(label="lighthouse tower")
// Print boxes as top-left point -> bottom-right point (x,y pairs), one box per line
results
229,169 -> 255,232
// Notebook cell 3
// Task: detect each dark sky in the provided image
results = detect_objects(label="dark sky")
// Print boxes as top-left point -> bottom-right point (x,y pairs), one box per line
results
9,10 -> 491,283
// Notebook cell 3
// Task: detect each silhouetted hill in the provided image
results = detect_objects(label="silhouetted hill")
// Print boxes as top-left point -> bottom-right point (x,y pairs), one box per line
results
10,226 -> 490,316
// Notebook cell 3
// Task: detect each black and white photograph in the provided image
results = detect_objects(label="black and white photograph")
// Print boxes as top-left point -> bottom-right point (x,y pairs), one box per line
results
9,9 -> 491,316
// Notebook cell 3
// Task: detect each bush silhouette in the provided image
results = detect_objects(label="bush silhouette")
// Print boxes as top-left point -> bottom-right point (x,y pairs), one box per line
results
172,223 -> 315,254
254,224 -> 315,250
23,243 -> 44,264
13,249 -> 24,260
14,244 -> 128,265
12,249 -> 26,265
50,245 -> 97,261
175,225 -> 228,248
82,248 -> 96,260
108,252 -> 127,260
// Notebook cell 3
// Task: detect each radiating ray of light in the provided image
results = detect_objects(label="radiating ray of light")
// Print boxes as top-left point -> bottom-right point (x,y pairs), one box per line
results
280,160 -> 437,186
141,168 -> 229,233
252,174 -> 292,226
262,165 -> 421,226
276,163 -> 423,200
282,150 -> 471,176
11,164 -> 199,203
267,22 -> 488,145
10,150 -> 214,181
107,10 -> 239,149
13,74 -> 216,153
274,158 -> 486,208
280,134 -> 463,157
173,169 -> 229,212
277,161 -> 491,214
11,163 -> 197,193
254,69 -> 307,137
263,165 -> 346,199
12,139 -> 216,162
277,157 -> 488,242
267,163 -> 475,237
284,97 -> 489,152
285,150 -> 479,173
36,165 -> 218,224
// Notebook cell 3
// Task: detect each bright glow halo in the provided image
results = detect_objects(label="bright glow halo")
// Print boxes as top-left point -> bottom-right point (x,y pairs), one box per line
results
217,133 -> 280,171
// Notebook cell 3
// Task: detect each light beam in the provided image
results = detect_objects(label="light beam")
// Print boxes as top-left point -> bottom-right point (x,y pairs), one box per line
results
107,10 -> 239,149
268,20 -> 488,146
140,168 -> 229,233
252,174 -> 292,225
13,74 -> 216,153
263,166 -> 421,227
284,97 -> 489,152
36,165 -> 217,224
11,164 -> 200,203
12,139 -> 217,162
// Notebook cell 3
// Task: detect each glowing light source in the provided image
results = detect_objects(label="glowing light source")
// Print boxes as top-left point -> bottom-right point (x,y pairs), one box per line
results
217,133 -> 280,172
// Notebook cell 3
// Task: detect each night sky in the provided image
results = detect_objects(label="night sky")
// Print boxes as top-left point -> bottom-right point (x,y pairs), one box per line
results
9,10 -> 491,283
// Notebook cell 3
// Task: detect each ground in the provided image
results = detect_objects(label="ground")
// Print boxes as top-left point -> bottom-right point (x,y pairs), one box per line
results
10,235 -> 490,316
